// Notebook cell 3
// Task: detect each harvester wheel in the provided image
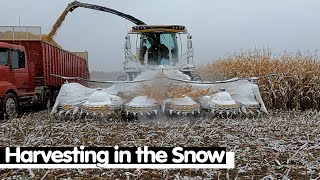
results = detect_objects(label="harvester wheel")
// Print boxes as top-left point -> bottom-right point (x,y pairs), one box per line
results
3,93 -> 18,119
117,75 -> 128,81
128,74 -> 134,81
190,74 -> 202,81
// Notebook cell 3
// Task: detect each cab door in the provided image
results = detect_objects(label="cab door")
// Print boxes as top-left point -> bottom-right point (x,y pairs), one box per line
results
9,49 -> 30,94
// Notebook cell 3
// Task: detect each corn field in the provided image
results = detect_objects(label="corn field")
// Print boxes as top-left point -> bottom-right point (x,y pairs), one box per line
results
0,110 -> 319,179
197,50 -> 320,111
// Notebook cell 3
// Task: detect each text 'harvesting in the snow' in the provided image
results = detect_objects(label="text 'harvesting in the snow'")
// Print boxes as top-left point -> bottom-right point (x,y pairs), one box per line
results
0,146 -> 234,169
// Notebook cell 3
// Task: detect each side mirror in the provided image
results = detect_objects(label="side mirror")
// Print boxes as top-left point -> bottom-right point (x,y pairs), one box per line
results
187,35 -> 192,49
125,35 -> 131,49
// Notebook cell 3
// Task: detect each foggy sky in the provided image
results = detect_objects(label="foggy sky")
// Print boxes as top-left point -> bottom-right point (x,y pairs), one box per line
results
1,0 -> 319,72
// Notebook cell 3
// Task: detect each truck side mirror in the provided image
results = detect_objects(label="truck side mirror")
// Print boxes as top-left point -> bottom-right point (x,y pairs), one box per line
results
125,35 -> 131,49
187,35 -> 192,49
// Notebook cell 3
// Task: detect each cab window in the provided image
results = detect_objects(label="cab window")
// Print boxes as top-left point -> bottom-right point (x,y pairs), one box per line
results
11,50 -> 25,69
0,48 -> 9,65
18,50 -> 26,68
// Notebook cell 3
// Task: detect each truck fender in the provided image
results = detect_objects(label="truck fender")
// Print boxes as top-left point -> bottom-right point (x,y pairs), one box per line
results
0,81 -> 20,98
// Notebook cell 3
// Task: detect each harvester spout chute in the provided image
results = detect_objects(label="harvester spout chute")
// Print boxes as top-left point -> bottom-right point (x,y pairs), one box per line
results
48,1 -> 146,38
67,1 -> 146,25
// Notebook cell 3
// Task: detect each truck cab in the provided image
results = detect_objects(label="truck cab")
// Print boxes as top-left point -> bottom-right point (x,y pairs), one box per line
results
0,42 -> 36,118
0,26 -> 90,119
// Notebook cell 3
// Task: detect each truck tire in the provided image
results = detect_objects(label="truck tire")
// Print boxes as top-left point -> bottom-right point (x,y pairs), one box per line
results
3,93 -> 18,119
43,90 -> 52,110
52,90 -> 59,106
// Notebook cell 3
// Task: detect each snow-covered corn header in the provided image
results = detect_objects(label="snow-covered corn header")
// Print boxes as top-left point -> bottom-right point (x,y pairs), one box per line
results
51,69 -> 269,119
49,1 -> 270,119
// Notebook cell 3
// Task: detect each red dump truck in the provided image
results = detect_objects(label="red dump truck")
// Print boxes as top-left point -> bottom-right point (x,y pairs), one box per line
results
0,26 -> 89,118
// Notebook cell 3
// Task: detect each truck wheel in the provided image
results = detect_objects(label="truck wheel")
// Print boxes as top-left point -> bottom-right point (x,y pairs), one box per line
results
43,91 -> 52,110
52,90 -> 59,106
45,97 -> 51,110
3,93 -> 18,119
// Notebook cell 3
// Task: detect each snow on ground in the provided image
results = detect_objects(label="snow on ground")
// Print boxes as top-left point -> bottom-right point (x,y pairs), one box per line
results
0,110 -> 319,179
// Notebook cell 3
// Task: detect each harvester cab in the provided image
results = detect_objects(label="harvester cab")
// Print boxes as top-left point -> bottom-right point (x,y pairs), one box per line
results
122,25 -> 199,81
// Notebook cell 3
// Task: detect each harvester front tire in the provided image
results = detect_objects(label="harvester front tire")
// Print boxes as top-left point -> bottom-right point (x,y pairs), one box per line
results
190,74 -> 202,81
3,93 -> 18,119
117,75 -> 128,81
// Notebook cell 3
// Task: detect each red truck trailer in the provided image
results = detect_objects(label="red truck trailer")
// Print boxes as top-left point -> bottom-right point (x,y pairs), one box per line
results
0,26 -> 89,118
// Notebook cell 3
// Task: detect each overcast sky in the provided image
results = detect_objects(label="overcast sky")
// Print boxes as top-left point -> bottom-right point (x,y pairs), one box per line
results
1,0 -> 320,71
